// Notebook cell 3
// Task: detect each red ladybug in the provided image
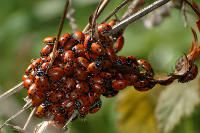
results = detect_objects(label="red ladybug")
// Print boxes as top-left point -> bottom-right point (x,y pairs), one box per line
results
64,78 -> 76,92
25,64 -> 35,74
48,67 -> 64,81
48,90 -> 65,103
98,24 -> 112,33
31,92 -> 46,106
59,33 -> 70,47
100,72 -> 112,79
112,80 -> 129,91
92,84 -> 105,93
64,62 -> 74,76
73,31 -> 85,42
72,44 -> 85,57
115,36 -> 124,52
42,37 -> 56,45
70,89 -> 81,100
75,67 -> 88,81
87,61 -> 102,73
77,57 -> 89,68
32,58 -> 43,67
108,20 -> 115,27
89,100 -> 102,113
91,42 -> 105,56
76,82 -> 90,93
88,92 -> 100,105
105,46 -> 117,62
63,38 -> 75,51
27,83 -> 37,98
62,100 -> 75,113
137,59 -> 154,75
79,106 -> 90,116
35,75 -> 49,89
41,45 -> 53,57
77,95 -> 90,107
22,74 -> 29,81
54,113 -> 66,124
23,79 -> 33,89
63,50 -> 76,63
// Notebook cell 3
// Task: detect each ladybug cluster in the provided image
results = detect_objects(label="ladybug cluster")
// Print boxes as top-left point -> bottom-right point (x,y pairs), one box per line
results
22,20 -> 198,128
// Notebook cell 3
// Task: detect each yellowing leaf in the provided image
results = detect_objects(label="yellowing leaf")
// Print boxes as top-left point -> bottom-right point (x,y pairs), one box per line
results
117,88 -> 158,133
155,77 -> 200,133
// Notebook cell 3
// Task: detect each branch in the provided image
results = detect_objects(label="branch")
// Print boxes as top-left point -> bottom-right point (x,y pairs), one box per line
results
108,0 -> 171,36
101,0 -> 132,24
83,0 -> 110,33
0,82 -> 24,102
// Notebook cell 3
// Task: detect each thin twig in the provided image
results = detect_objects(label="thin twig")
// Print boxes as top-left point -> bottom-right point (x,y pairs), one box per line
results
23,107 -> 36,132
91,0 -> 103,39
63,110 -> 79,129
121,0 -> 146,20
67,0 -> 78,32
0,82 -> 24,102
182,1 -> 188,27
5,124 -> 25,133
83,0 -> 110,33
101,0 -> 132,24
50,0 -> 70,65
108,0 -> 171,36
0,100 -> 32,129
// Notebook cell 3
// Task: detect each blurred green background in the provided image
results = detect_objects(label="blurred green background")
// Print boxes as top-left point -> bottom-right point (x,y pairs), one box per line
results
0,0 -> 200,133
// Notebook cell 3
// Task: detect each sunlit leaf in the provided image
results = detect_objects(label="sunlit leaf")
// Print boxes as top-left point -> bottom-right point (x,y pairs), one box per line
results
155,77 -> 200,133
117,88 -> 158,133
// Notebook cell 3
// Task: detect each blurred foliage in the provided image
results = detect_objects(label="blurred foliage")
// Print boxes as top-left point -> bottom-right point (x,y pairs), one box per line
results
0,0 -> 200,133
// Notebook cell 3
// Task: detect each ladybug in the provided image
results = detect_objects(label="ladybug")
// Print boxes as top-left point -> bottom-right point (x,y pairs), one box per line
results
41,62 -> 50,71
100,72 -> 112,79
22,74 -> 29,81
75,66 -> 88,81
35,75 -> 49,89
71,44 -> 85,57
112,80 -> 129,91
91,42 -> 105,56
30,70 -> 36,80
64,78 -> 76,92
137,59 -> 154,75
76,95 -> 90,107
59,33 -> 71,47
108,20 -> 116,27
31,92 -> 46,106
115,36 -> 124,52
27,83 -> 37,98
89,100 -> 102,113
179,64 -> 198,83
64,62 -> 74,76
36,103 -> 46,118
105,46 -> 117,62
62,100 -> 75,113
41,45 -> 53,57
87,61 -> 102,73
79,106 -> 90,117
70,89 -> 81,100
76,82 -> 90,93
42,37 -> 56,45
48,67 -> 64,81
25,64 -> 35,74
54,113 -> 66,124
23,78 -> 33,89
116,56 -> 127,65
32,58 -> 43,67
88,92 -> 100,105
92,83 -> 106,93
77,57 -> 89,68
97,24 -> 112,33
73,31 -> 85,42
63,38 -> 75,51
48,90 -> 65,103
63,50 -> 76,63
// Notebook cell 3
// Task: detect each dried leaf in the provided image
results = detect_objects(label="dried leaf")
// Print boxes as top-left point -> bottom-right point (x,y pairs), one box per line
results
155,77 -> 200,133
117,88 -> 158,133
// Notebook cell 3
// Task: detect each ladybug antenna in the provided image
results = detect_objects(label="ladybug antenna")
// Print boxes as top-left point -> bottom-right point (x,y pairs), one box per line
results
50,0 -> 70,65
